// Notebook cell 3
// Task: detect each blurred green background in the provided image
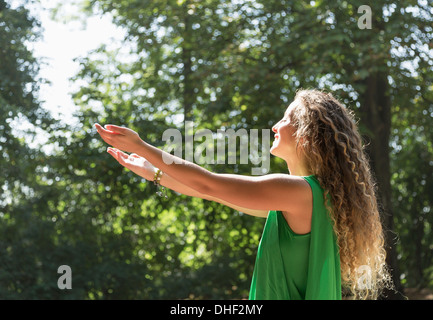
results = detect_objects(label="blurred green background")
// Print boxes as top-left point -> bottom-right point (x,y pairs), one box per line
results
1,0 -> 432,299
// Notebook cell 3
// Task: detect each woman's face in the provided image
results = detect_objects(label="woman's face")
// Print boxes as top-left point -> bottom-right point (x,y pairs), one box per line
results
270,101 -> 298,159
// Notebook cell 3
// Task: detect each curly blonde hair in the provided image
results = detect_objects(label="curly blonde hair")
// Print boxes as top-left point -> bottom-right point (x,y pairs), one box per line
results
290,88 -> 393,299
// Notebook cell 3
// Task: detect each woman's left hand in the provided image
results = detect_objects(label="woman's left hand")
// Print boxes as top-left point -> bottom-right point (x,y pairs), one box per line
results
107,148 -> 156,181
94,123 -> 144,153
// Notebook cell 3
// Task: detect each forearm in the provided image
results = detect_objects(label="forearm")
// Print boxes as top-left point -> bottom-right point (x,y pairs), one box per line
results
159,171 -> 210,199
159,172 -> 267,217
96,123 -> 215,195
135,140 -> 214,195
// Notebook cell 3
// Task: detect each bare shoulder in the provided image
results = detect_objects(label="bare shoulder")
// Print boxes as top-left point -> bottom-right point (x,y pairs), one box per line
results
260,174 -> 313,202
252,173 -> 313,215
278,175 -> 313,234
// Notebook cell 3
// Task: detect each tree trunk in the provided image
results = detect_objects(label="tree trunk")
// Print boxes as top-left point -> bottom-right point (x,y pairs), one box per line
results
359,72 -> 405,299
182,8 -> 193,125
414,216 -> 425,288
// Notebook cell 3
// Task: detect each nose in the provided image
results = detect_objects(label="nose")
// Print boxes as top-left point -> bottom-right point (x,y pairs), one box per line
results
272,121 -> 280,133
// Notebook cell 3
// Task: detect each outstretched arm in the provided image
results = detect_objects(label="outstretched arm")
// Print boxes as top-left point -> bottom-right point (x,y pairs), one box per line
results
95,123 -> 310,216
107,148 -> 268,217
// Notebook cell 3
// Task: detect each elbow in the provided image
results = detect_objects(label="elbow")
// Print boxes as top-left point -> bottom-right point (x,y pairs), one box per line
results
195,181 -> 213,196
192,172 -> 219,196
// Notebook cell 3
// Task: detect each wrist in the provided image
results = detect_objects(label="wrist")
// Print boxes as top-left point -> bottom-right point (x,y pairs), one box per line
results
136,139 -> 148,152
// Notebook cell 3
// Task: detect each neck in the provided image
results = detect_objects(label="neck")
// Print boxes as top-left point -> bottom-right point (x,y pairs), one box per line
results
284,157 -> 311,177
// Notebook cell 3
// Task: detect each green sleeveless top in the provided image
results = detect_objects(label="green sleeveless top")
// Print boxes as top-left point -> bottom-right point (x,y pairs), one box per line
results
249,175 -> 342,300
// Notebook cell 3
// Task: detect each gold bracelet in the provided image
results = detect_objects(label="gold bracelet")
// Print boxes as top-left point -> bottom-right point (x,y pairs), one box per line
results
153,169 -> 163,185
153,169 -> 167,198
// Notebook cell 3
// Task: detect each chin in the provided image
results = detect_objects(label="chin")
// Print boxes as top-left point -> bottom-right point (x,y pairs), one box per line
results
270,146 -> 279,157
270,145 -> 292,163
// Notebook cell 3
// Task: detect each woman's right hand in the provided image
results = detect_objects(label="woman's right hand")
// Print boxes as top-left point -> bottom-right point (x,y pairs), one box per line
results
107,147 -> 156,181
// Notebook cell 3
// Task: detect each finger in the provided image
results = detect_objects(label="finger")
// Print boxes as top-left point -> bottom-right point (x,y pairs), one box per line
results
104,124 -> 127,135
113,149 -> 129,160
107,147 -> 118,156
99,133 -> 114,145
95,124 -> 122,140
107,148 -> 119,161
130,153 -> 141,158
118,151 -> 129,161
115,149 -> 127,155
107,148 -> 128,166
95,124 -> 111,138
95,123 -> 112,135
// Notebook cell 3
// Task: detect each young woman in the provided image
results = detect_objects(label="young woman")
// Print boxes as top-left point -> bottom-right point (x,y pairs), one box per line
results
95,88 -> 392,300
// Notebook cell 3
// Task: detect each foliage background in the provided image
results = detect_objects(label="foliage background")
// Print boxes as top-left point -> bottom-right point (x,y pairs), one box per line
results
0,0 -> 432,299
